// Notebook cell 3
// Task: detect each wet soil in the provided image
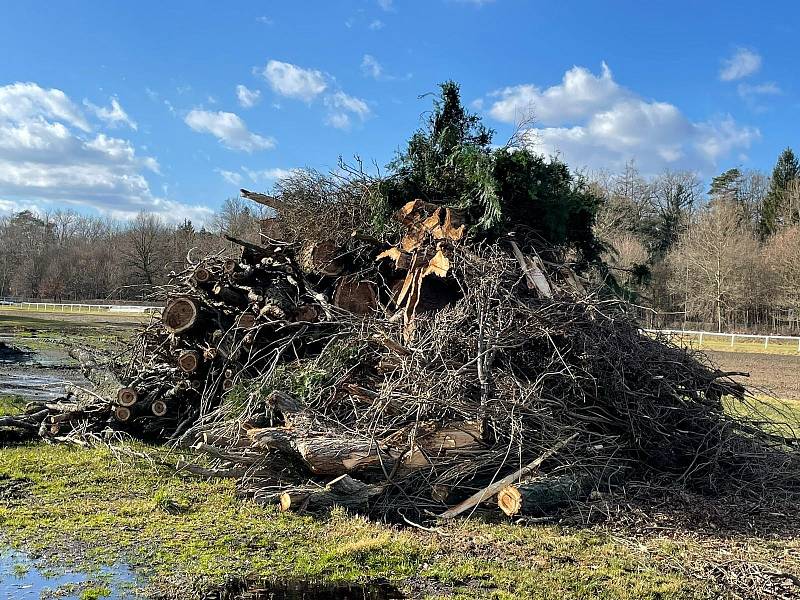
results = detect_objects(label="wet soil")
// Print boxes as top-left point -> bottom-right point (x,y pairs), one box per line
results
706,350 -> 800,398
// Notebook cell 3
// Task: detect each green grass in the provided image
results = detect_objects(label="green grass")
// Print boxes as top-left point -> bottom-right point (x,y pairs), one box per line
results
665,333 -> 800,356
724,395 -> 800,437
0,443 -> 705,599
0,395 -> 26,416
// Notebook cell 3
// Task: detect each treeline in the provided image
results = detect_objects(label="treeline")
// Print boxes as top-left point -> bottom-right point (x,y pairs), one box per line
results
0,198 -> 263,302
594,148 -> 800,333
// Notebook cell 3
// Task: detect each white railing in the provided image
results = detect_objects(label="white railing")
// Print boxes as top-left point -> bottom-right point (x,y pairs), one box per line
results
0,300 -> 160,315
643,328 -> 800,353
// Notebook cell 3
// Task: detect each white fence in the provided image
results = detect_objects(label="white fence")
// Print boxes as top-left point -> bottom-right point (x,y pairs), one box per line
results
0,300 -> 160,315
644,328 -> 800,353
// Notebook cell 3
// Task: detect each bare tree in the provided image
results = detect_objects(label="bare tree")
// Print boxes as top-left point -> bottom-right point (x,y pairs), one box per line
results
122,212 -> 170,287
667,201 -> 760,331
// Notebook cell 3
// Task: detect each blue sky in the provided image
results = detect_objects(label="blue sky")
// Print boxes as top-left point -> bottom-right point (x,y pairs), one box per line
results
0,1 -> 797,223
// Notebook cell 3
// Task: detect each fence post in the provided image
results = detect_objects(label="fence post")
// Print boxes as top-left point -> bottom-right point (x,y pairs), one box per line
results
730,334 -> 735,348
698,332 -> 704,348
764,336 -> 769,350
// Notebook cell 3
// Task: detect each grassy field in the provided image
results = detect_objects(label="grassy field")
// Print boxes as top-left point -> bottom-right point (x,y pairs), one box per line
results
663,332 -> 800,355
2,320 -> 800,598
0,443 -> 720,599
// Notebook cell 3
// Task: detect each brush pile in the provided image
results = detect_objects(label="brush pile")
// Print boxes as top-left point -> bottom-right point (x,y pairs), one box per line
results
3,190 -> 798,521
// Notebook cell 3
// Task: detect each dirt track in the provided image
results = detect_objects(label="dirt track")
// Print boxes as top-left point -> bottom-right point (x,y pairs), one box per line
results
706,350 -> 800,399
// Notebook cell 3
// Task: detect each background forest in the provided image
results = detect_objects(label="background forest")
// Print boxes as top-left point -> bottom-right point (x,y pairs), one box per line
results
2,84 -> 799,335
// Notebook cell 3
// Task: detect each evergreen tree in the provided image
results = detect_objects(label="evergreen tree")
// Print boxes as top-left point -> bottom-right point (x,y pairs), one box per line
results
760,147 -> 799,238
709,167 -> 742,200
382,81 -> 603,266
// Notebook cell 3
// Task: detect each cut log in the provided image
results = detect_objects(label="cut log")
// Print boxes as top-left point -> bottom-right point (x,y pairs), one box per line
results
439,432 -> 579,519
333,279 -> 378,315
497,474 -> 591,517
193,267 -> 213,285
116,387 -> 138,407
151,400 -> 169,417
248,426 -> 400,476
299,239 -> 344,276
114,406 -> 132,422
163,297 -> 200,334
279,475 -> 382,514
178,350 -> 201,374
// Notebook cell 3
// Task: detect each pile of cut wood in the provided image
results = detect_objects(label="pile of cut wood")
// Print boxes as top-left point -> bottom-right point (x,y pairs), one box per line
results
4,190 -> 799,521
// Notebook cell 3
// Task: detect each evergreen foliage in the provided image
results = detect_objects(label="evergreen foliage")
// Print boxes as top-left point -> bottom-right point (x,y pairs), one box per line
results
760,147 -> 800,238
381,81 -> 604,265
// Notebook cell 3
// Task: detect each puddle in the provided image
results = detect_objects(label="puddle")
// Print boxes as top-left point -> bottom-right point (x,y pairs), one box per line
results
0,548 -> 144,599
0,341 -> 31,365
221,576 -> 405,600
0,335 -> 83,402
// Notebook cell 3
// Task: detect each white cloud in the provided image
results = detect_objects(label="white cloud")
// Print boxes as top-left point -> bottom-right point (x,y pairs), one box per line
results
0,82 -> 90,131
256,15 -> 273,25
236,84 -> 261,108
184,109 -> 275,152
369,19 -> 385,30
84,97 -> 137,130
243,167 -> 300,182
0,82 -> 208,222
259,60 -> 327,102
361,54 -> 383,79
451,0 -> 495,5
324,91 -> 371,130
489,62 -> 624,125
377,0 -> 393,10
737,82 -> 781,98
720,48 -> 761,81
485,64 -> 759,174
216,168 -> 244,186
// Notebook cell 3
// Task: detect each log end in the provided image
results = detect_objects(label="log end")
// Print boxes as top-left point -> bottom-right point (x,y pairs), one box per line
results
117,387 -> 138,407
497,485 -> 523,517
163,298 -> 199,334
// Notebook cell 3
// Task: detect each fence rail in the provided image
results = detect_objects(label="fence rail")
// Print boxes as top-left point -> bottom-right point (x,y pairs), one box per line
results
643,328 -> 800,353
0,300 -> 160,315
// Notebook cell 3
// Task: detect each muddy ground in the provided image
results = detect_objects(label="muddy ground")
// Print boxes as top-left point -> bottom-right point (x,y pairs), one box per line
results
707,350 -> 800,399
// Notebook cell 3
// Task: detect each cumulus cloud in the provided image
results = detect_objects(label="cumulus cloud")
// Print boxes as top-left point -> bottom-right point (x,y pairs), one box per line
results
484,63 -> 759,174
377,0 -> 393,10
720,48 -> 762,81
236,84 -> 261,108
324,91 -> 371,130
369,19 -> 385,30
489,63 -> 625,125
0,82 -> 90,131
259,60 -> 327,102
0,82 -> 209,222
84,97 -> 137,130
184,109 -> 275,152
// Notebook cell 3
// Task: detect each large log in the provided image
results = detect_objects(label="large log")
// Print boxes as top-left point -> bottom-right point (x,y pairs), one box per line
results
332,279 -> 378,315
439,433 -> 579,519
162,297 -> 200,334
299,239 -> 344,276
247,426 -> 399,476
497,474 -> 591,517
278,475 -> 382,514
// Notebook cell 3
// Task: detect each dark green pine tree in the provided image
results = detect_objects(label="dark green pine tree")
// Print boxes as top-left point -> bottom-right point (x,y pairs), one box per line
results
709,167 -> 742,200
760,147 -> 799,238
